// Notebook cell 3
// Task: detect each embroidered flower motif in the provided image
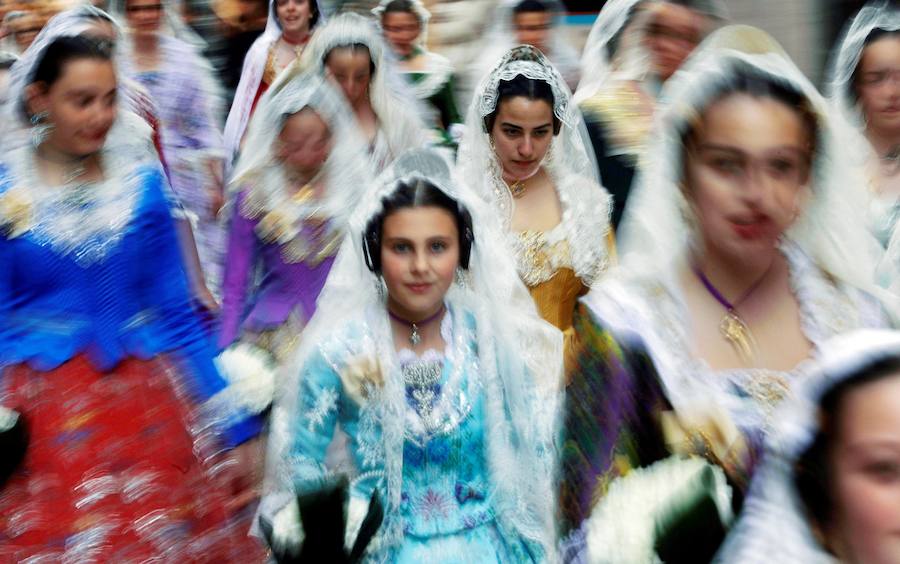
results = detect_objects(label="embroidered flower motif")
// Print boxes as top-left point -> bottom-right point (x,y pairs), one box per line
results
0,188 -> 32,238
417,488 -> 450,522
339,355 -> 384,405
306,387 -> 339,432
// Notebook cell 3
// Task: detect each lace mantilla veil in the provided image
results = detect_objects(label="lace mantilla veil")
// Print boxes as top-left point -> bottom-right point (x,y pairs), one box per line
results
259,147 -> 564,558
458,44 -> 611,286
226,68 -> 371,240
615,25 -> 897,316
825,1 -> 900,134
716,329 -> 900,562
295,11 -> 432,169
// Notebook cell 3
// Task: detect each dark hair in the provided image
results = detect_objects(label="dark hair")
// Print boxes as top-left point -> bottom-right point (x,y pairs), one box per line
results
849,27 -> 900,104
382,0 -> 418,18
513,0 -> 548,15
24,35 -> 114,119
483,74 -> 561,134
363,179 -> 474,274
680,63 -> 819,182
324,43 -> 376,75
794,355 -> 900,548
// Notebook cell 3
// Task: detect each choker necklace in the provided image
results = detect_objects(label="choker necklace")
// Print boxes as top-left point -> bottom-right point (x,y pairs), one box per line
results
388,305 -> 445,346
692,264 -> 770,361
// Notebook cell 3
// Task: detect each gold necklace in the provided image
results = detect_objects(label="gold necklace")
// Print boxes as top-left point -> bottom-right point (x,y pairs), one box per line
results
509,179 -> 527,198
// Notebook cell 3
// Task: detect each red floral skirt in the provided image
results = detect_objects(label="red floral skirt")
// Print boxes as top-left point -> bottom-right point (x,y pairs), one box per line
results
0,355 -> 265,562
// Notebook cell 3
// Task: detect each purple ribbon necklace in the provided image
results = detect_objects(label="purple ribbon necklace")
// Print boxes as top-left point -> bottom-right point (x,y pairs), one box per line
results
692,264 -> 769,361
388,305 -> 446,346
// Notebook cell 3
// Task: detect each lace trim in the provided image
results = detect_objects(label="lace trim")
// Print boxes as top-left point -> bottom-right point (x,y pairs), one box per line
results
477,47 -> 570,125
239,168 -> 344,265
494,170 -> 610,287
513,226 -> 574,286
0,147 -> 144,266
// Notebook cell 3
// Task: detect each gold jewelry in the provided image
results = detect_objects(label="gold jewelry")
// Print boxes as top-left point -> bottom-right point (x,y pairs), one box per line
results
509,179 -> 527,198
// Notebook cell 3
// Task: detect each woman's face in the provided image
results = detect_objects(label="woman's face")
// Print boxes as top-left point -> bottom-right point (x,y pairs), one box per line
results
644,2 -> 703,82
827,372 -> 900,564
382,11 -> 420,58
684,93 -> 812,268
381,206 -> 459,321
275,0 -> 312,38
277,108 -> 331,175
513,10 -> 551,54
490,96 -> 554,183
857,35 -> 900,138
28,58 -> 118,157
125,0 -> 163,36
325,47 -> 372,107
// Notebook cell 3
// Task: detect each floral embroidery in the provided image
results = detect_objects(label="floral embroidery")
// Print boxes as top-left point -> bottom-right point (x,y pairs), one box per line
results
416,489 -> 450,522
0,187 -> 32,238
306,387 -> 339,432
339,355 -> 384,406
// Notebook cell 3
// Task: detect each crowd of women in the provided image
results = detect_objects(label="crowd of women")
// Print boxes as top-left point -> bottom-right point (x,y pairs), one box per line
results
0,0 -> 899,561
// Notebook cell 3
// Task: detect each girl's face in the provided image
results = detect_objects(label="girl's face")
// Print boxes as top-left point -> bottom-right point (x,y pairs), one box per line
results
125,0 -> 163,36
490,96 -> 554,184
277,108 -> 331,175
644,2 -> 703,82
381,206 -> 459,321
827,373 -> 900,564
325,47 -> 372,107
382,11 -> 420,58
28,58 -> 118,157
684,93 -> 812,269
275,0 -> 312,38
857,35 -> 900,138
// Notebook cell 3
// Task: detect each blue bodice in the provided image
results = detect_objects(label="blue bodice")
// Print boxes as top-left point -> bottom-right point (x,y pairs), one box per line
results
0,161 -> 259,445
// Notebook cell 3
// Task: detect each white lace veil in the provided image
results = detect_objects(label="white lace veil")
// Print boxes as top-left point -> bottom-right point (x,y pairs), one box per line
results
371,0 -> 430,47
458,45 -> 611,286
261,147 -> 563,557
296,11 -> 431,171
223,0 -> 325,172
716,328 -> 900,562
616,25 -> 895,310
825,1 -> 900,133
226,69 -> 372,238
575,0 -> 727,105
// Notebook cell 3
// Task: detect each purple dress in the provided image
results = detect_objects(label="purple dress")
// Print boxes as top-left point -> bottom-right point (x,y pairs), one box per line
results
218,190 -> 337,356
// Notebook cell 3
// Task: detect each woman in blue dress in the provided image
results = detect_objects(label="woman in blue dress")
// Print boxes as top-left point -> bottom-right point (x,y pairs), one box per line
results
260,148 -> 564,562
0,28 -> 263,561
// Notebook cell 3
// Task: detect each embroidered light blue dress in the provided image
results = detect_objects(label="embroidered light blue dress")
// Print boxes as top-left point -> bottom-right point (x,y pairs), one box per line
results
284,306 -> 544,563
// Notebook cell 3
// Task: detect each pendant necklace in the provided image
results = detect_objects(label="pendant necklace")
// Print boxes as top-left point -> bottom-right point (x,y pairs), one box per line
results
388,305 -> 445,346
692,264 -> 771,362
507,177 -> 529,199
